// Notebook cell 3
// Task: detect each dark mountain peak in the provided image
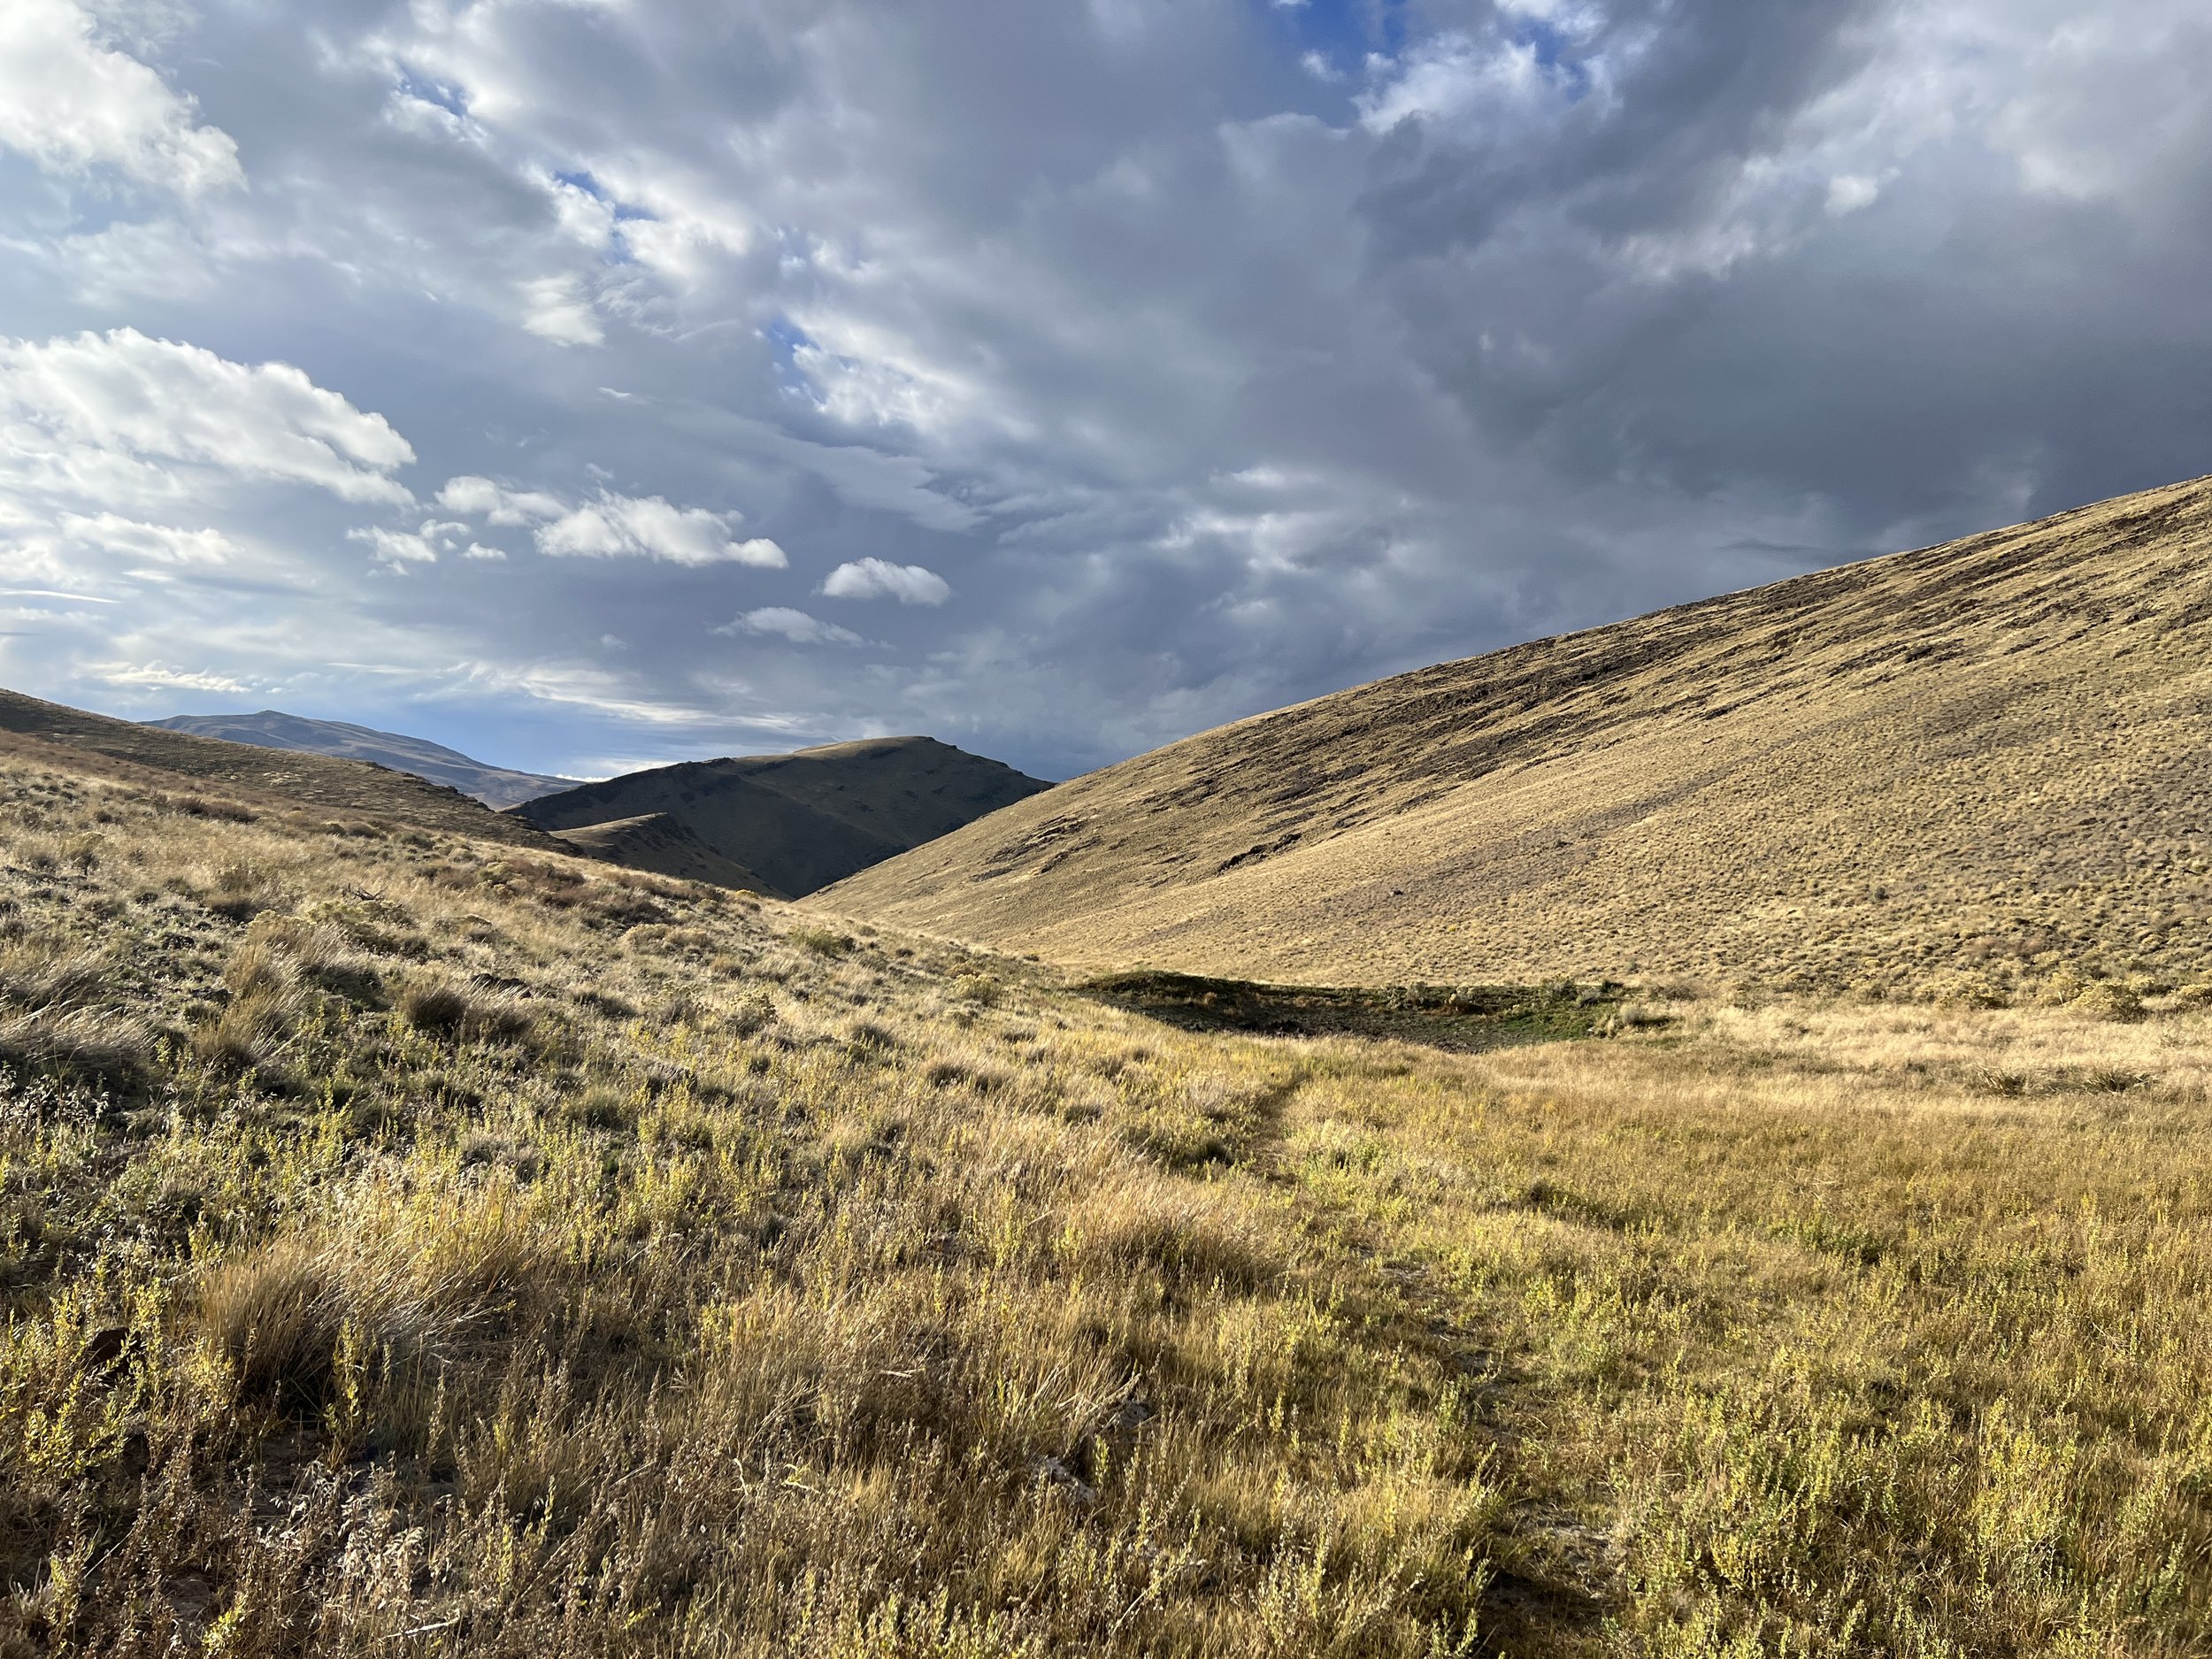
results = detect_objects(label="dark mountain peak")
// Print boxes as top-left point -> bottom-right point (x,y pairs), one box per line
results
515,734 -> 1048,896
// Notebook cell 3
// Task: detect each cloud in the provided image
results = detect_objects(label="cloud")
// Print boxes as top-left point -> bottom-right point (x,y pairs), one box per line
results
0,0 -> 242,194
717,607 -> 864,646
349,526 -> 440,566
519,274 -> 605,347
821,557 -> 951,605
437,476 -> 564,526
91,663 -> 253,694
0,329 -> 414,506
3,0 -> 2212,783
56,512 -> 236,567
534,493 -> 787,566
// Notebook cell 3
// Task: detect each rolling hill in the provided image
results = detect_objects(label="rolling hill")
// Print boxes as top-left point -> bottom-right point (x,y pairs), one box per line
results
9,661 -> 2212,1654
0,687 -> 557,849
147,710 -> 573,809
818,473 -> 2212,1002
511,734 -> 1049,897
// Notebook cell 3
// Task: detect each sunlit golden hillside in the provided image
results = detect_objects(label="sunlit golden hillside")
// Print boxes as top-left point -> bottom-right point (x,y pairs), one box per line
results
5,706 -> 2212,1654
822,475 -> 2212,1004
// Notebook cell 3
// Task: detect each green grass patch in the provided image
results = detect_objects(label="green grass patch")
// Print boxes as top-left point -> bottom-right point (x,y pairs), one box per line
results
1077,970 -> 1621,1051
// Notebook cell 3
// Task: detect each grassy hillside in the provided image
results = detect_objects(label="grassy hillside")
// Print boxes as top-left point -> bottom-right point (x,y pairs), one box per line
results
0,689 -> 554,851
5,713 -> 2212,1653
148,711 -> 572,810
822,475 -> 2212,1005
514,735 -> 1049,897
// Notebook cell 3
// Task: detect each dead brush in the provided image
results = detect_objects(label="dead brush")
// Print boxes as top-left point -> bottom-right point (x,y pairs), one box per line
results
397,973 -> 534,1043
0,939 -> 108,1012
949,972 -> 1004,1008
196,1185 -> 546,1415
204,858 -> 273,922
0,1007 -> 153,1091
234,914 -> 381,1004
558,1082 -> 635,1131
722,989 -> 776,1036
923,1056 -> 1008,1093
193,980 -> 303,1071
299,895 -> 428,961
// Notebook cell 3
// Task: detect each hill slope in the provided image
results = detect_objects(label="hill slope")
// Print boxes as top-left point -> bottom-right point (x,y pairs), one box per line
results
147,710 -> 573,809
7,695 -> 2212,1654
512,734 -> 1049,896
820,474 -> 2212,1001
542,810 -> 780,893
0,687 -> 556,849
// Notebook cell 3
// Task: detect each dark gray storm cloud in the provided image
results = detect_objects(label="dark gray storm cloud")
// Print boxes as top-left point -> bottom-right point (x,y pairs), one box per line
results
3,0 -> 2208,778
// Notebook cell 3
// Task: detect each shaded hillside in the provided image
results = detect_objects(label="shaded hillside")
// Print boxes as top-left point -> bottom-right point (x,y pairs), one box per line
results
0,687 -> 555,849
821,474 -> 2212,1001
545,811 -> 780,894
149,710 -> 572,809
512,734 -> 1048,896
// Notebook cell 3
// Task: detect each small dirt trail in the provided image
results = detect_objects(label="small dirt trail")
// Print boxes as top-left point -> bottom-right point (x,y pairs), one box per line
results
1241,1043 -> 1622,1657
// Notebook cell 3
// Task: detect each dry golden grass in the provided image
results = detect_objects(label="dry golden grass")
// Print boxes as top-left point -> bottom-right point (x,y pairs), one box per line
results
1,742 -> 2209,1654
822,474 -> 2212,1006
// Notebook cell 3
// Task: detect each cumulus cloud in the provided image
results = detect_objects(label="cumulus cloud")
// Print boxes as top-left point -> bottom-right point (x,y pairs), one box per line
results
0,510 -> 237,593
821,557 -> 951,605
716,607 -> 864,646
437,476 -> 564,526
0,0 -> 242,194
441,478 -> 787,568
56,512 -> 236,567
534,493 -> 787,567
349,526 -> 440,566
0,329 -> 414,506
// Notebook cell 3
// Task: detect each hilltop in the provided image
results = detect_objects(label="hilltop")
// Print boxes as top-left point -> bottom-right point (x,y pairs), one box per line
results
821,474 -> 2212,1003
512,733 -> 1049,897
148,710 -> 573,810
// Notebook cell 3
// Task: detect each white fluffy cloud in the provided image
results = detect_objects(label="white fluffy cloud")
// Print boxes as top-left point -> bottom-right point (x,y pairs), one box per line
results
56,511 -> 236,567
0,510 -> 236,591
821,557 -> 951,606
442,479 -> 788,568
0,329 -> 414,506
349,526 -> 440,566
718,607 -> 863,646
533,493 -> 786,567
0,0 -> 242,194
437,476 -> 565,526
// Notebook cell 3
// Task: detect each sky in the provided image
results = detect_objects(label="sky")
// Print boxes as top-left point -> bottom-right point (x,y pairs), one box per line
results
2,0 -> 2209,782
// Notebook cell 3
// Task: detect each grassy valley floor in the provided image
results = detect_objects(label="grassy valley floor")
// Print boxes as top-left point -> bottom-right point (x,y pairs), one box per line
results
1,748 -> 2208,1655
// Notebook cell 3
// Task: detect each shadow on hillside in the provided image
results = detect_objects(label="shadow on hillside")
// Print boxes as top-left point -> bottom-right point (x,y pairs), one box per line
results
1077,971 -> 1621,1053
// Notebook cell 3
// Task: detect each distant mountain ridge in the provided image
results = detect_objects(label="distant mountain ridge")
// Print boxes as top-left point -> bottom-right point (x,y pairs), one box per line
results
147,711 -> 573,810
0,688 -> 557,849
511,735 -> 1051,898
817,473 -> 2212,1002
